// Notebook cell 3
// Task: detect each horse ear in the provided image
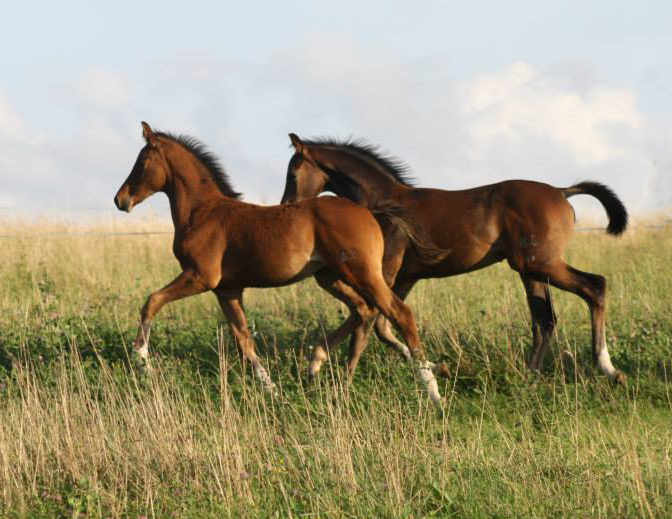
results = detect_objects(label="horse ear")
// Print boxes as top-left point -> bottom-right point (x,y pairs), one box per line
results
142,121 -> 158,147
288,133 -> 304,154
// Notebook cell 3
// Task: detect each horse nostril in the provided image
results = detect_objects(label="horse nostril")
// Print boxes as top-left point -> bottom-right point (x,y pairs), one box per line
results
114,194 -> 130,211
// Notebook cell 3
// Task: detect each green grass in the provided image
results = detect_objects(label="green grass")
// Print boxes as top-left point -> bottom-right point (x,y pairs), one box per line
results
1,221 -> 671,518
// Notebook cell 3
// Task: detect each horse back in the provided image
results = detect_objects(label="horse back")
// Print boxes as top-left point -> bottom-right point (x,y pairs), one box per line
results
399,180 -> 572,234
394,180 -> 575,276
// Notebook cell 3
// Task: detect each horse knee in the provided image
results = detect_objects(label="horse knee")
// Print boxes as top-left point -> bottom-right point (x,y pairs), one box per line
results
141,294 -> 160,321
594,275 -> 606,305
585,274 -> 606,308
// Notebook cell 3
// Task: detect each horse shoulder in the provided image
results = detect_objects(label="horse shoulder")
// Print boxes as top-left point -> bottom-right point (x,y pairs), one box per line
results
172,220 -> 227,290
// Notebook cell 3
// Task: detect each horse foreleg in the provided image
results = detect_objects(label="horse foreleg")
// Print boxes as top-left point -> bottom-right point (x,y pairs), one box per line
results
373,316 -> 411,360
134,270 -> 208,362
215,288 -> 276,393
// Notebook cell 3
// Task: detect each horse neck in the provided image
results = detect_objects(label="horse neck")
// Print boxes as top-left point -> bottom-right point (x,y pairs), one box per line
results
317,148 -> 407,207
163,144 -> 226,232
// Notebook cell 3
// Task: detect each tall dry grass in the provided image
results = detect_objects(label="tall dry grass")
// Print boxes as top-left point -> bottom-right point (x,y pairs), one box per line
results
0,219 -> 671,517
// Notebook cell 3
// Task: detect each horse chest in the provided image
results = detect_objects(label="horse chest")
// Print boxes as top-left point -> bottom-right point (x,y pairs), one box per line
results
172,240 -> 190,268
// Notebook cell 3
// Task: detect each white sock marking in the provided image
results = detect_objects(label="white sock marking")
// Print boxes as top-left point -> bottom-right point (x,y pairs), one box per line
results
137,343 -> 149,360
308,346 -> 328,377
254,364 -> 277,393
308,359 -> 324,377
597,347 -> 617,379
418,360 -> 442,406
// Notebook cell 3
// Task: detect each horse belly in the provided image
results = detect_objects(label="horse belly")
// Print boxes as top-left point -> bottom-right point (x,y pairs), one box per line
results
403,234 -> 505,279
218,248 -> 323,288
432,251 -> 504,277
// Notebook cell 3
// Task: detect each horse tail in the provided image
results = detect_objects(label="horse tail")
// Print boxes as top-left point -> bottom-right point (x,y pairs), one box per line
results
562,181 -> 628,236
371,203 -> 450,264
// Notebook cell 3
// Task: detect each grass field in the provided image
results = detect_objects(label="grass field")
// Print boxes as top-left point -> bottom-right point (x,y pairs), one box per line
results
1,219 -> 671,518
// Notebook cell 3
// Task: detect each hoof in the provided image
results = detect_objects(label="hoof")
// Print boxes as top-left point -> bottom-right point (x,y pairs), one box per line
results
399,345 -> 412,361
612,370 -> 627,386
432,362 -> 450,378
307,346 -> 327,382
305,371 -> 316,385
307,363 -> 321,377
305,365 -> 320,385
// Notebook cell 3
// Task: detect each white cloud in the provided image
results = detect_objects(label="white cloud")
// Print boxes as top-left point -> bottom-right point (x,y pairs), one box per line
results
461,62 -> 643,166
1,49 -> 670,222
265,43 -> 668,215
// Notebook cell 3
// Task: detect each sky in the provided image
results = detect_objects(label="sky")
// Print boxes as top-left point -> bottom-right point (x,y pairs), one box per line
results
1,0 -> 671,223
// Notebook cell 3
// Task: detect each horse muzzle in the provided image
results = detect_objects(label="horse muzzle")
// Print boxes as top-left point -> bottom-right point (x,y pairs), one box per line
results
114,192 -> 134,213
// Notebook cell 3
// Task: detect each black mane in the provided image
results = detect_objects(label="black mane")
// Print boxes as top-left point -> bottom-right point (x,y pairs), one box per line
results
157,132 -> 242,199
301,137 -> 415,187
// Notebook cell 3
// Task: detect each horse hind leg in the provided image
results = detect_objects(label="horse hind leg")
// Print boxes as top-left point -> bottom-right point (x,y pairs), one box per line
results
370,306 -> 450,380
347,270 -> 443,405
311,270 -> 375,379
373,278 -> 450,378
312,272 -> 428,380
520,274 -> 556,371
348,242 -> 417,374
319,229 -> 442,404
372,279 -> 417,361
371,229 -> 415,361
523,261 -> 625,384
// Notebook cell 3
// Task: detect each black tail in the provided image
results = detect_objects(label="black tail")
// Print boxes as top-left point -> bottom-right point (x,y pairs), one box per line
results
562,181 -> 628,235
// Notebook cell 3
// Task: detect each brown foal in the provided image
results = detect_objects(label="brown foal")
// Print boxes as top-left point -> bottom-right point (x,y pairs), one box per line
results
281,135 -> 629,384
113,123 -> 443,404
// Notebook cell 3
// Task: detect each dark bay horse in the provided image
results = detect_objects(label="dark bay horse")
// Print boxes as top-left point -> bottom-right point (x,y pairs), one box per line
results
280,134 -> 629,384
113,122 -> 443,404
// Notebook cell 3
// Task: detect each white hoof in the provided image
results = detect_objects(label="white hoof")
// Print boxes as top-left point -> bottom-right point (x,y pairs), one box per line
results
307,359 -> 323,378
307,346 -> 328,378
254,364 -> 277,394
136,343 -> 149,360
418,360 -> 442,407
597,348 -> 618,380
